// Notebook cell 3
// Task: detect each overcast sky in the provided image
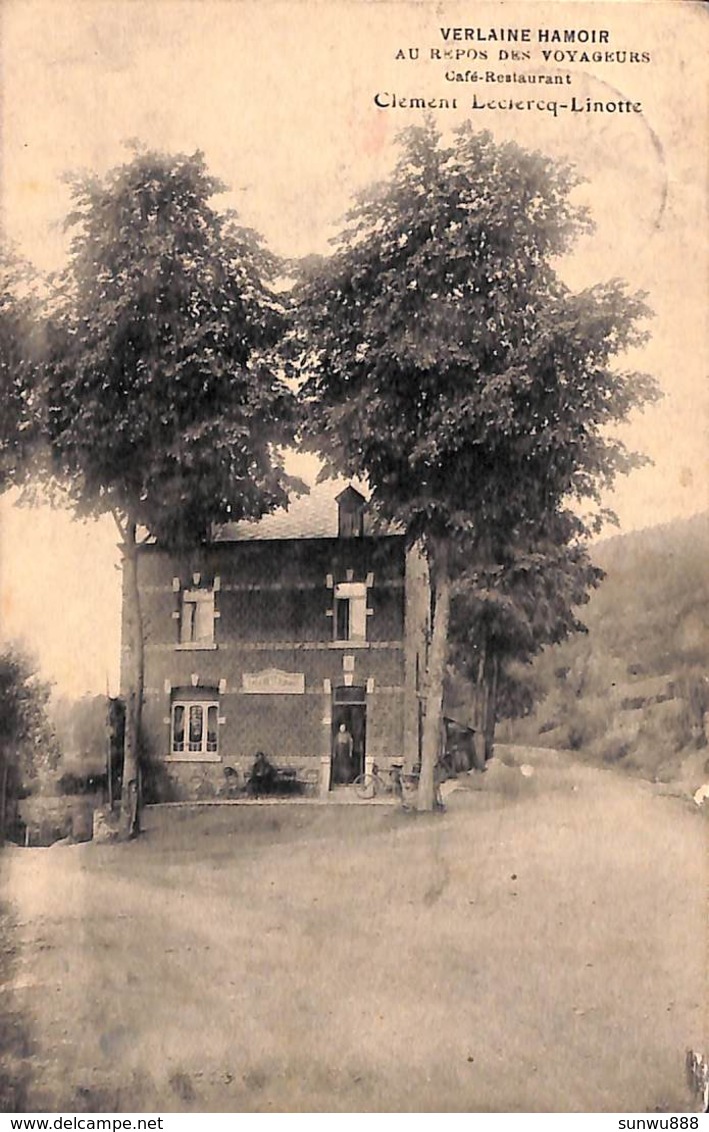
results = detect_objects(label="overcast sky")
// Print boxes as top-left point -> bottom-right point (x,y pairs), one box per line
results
0,0 -> 706,697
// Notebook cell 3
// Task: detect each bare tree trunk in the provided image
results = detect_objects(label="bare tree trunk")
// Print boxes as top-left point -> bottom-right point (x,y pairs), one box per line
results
417,540 -> 450,812
119,521 -> 144,840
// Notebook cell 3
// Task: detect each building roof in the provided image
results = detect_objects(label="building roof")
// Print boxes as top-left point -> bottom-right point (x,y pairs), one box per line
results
215,478 -> 372,542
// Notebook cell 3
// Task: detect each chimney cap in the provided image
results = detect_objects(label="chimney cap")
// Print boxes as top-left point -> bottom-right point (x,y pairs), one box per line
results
336,485 -> 367,538
335,485 -> 367,506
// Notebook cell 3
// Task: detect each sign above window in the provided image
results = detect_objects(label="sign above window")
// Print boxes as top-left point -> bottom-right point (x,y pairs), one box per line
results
242,669 -> 305,695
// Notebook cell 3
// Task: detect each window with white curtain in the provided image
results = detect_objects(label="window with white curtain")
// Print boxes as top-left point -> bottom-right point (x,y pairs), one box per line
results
171,699 -> 219,758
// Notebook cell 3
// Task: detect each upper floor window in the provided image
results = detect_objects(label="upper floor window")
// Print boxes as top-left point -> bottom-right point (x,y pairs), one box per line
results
180,588 -> 215,646
333,581 -> 367,642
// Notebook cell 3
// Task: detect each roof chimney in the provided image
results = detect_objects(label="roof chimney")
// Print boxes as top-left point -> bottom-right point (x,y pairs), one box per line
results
336,485 -> 367,538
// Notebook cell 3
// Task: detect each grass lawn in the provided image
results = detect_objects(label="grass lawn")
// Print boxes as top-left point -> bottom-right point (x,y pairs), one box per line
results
1,748 -> 707,1112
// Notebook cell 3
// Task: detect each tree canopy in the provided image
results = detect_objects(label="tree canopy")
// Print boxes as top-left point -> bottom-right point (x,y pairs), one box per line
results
296,122 -> 658,543
0,251 -> 44,491
45,147 -> 297,545
450,516 -> 604,673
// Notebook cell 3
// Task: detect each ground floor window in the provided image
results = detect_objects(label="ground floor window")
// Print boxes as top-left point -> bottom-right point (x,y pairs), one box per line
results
171,700 -> 219,757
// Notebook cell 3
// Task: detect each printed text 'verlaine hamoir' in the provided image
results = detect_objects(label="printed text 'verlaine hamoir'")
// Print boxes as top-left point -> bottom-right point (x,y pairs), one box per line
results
438,27 -> 611,43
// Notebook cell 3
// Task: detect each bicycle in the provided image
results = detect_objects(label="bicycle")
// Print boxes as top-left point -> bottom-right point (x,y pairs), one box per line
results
353,761 -> 445,810
352,762 -> 423,809
353,762 -> 405,801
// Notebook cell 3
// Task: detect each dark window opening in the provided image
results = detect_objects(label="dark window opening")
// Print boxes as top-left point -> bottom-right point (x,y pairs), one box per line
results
335,597 -> 350,641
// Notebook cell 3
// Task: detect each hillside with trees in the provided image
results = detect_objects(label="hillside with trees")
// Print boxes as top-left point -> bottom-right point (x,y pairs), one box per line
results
499,512 -> 709,788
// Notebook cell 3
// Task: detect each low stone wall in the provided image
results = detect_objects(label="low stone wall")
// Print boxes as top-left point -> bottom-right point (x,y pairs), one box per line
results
144,755 -> 325,802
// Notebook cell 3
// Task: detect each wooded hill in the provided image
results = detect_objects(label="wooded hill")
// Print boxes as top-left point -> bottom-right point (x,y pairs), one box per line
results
499,512 -> 709,788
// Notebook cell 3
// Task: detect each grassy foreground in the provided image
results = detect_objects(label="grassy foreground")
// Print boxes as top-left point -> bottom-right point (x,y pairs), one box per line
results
1,748 -> 707,1112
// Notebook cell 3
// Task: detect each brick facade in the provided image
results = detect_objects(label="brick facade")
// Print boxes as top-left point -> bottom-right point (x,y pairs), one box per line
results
123,492 -> 429,802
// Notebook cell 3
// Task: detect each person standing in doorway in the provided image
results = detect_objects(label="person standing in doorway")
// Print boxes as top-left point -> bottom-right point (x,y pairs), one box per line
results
333,722 -> 354,785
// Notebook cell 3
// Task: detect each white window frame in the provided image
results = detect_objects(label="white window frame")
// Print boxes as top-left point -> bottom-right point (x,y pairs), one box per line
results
178,588 -> 217,649
169,698 -> 220,762
333,582 -> 367,643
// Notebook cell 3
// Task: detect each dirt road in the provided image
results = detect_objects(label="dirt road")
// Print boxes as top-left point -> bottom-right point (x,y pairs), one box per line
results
1,748 -> 707,1112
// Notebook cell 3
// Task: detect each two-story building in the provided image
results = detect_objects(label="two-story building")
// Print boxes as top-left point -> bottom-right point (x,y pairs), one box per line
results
123,482 -> 430,801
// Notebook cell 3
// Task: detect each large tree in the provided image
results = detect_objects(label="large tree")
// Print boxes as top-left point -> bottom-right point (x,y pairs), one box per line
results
43,148 -> 297,836
295,122 -> 660,809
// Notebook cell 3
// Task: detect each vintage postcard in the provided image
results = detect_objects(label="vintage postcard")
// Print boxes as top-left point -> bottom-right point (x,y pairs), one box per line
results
0,0 -> 707,1117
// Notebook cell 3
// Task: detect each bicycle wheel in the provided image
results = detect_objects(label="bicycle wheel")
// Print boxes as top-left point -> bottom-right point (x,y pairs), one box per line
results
353,773 -> 376,800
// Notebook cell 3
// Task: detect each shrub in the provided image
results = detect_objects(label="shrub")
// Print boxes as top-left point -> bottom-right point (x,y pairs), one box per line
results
57,771 -> 107,796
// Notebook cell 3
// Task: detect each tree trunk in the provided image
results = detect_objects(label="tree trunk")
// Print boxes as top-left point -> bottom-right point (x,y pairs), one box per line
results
119,522 -> 144,840
471,624 -> 488,770
483,653 -> 499,762
417,540 -> 451,812
106,699 -> 113,811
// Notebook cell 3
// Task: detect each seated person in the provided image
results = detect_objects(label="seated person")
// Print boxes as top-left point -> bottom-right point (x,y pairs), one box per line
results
248,750 -> 277,795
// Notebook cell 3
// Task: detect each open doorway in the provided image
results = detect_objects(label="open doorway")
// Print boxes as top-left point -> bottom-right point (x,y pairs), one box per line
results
331,686 -> 366,784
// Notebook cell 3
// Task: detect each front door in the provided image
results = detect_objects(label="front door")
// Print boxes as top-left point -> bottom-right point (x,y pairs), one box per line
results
331,687 -> 366,784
